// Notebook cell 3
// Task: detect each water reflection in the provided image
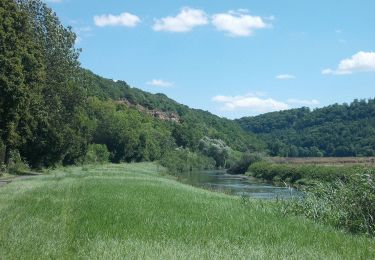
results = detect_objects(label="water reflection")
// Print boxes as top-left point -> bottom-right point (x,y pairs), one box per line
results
179,170 -> 300,200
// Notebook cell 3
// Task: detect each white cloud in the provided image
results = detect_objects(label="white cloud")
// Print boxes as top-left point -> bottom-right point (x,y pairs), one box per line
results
322,51 -> 375,75
146,79 -> 174,87
287,99 -> 319,106
153,7 -> 208,32
276,74 -> 295,80
212,93 -> 288,112
211,9 -> 269,37
94,12 -> 141,27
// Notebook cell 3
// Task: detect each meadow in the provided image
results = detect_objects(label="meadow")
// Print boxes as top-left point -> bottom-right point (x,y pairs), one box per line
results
0,163 -> 374,259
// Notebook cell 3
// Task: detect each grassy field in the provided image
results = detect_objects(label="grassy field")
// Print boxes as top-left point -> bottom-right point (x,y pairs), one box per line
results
0,163 -> 374,259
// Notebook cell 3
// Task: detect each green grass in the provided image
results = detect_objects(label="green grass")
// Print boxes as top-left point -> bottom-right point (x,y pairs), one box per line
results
0,163 -> 374,259
248,161 -> 374,186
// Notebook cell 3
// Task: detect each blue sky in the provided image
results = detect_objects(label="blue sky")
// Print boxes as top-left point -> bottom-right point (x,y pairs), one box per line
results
47,0 -> 375,118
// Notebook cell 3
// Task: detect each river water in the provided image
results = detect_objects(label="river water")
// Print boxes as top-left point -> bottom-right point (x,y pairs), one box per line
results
179,170 -> 300,200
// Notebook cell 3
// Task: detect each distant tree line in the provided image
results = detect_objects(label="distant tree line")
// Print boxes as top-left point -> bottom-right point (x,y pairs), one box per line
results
237,100 -> 375,157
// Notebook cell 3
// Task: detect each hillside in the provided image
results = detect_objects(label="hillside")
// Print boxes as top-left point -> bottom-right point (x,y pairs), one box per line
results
78,68 -> 264,154
237,99 -> 375,157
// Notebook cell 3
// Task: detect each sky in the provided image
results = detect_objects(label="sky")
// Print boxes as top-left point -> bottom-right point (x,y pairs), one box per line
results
46,0 -> 375,118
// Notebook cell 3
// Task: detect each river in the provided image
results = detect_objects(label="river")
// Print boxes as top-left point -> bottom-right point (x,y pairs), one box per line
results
179,170 -> 300,199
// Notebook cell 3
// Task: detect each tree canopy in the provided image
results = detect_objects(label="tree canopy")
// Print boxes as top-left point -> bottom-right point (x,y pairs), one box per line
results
237,99 -> 375,157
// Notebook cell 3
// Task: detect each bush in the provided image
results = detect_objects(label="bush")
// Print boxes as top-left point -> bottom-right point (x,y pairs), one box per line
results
84,144 -> 110,164
283,168 -> 375,235
198,137 -> 231,168
0,163 -> 5,176
227,152 -> 264,174
7,150 -> 30,174
159,148 -> 215,175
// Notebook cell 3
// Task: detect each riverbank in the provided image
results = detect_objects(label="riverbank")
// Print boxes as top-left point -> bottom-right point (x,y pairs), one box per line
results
0,163 -> 374,259
247,161 -> 375,187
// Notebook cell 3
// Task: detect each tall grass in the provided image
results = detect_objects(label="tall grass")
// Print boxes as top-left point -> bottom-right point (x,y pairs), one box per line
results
249,161 -> 375,236
248,161 -> 368,185
283,168 -> 375,235
0,163 -> 374,259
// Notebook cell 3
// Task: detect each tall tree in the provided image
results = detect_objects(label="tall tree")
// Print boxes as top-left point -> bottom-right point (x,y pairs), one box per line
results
16,0 -> 91,167
0,0 -> 44,164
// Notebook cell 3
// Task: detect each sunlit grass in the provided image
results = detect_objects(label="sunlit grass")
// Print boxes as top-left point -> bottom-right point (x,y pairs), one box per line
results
0,163 -> 374,259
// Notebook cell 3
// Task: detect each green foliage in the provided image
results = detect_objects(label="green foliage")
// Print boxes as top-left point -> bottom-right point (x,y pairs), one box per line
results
84,144 -> 110,164
284,168 -> 375,235
78,67 -> 265,154
198,136 -> 231,168
0,0 -> 89,168
159,148 -> 215,175
87,98 -> 176,163
0,0 -> 44,164
237,100 -> 375,157
0,0 -> 265,169
227,152 -> 264,174
248,161 -> 363,185
7,150 -> 29,174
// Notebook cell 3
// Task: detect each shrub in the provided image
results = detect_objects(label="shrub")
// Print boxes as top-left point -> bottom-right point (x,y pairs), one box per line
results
7,150 -> 30,174
159,148 -> 215,175
224,150 -> 242,169
283,168 -> 375,235
84,144 -> 110,164
227,152 -> 264,174
0,163 -> 5,176
198,137 -> 231,168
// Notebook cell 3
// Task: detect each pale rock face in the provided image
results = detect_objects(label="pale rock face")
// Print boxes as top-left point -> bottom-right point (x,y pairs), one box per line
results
116,99 -> 180,123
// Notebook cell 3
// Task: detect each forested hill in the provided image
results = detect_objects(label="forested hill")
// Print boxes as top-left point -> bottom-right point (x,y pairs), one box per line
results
0,0 -> 263,169
237,99 -> 375,157
78,68 -> 264,153
78,68 -> 184,113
